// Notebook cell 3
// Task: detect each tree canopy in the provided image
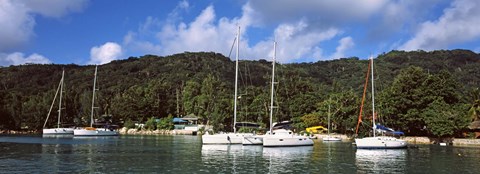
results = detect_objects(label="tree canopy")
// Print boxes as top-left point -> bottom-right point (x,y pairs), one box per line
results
0,50 -> 479,137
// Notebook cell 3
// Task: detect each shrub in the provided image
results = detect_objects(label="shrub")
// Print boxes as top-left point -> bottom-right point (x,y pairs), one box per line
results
144,117 -> 157,130
157,114 -> 174,130
123,119 -> 135,129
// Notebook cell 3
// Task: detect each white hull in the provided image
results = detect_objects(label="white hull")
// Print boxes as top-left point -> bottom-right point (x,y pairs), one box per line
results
242,135 -> 264,145
43,128 -> 74,135
355,136 -> 407,149
74,128 -> 119,136
263,129 -> 314,147
202,133 -> 253,144
323,136 -> 342,141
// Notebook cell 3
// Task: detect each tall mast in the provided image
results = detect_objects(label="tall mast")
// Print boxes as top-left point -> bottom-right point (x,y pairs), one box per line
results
269,41 -> 276,133
370,56 -> 376,137
233,26 -> 240,133
91,66 -> 98,127
328,103 -> 330,135
57,69 -> 65,128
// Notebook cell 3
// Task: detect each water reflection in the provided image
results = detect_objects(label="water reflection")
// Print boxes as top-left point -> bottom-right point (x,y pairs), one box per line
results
41,142 -> 75,173
355,149 -> 407,173
263,146 -> 314,173
201,145 -> 263,173
42,134 -> 74,139
72,136 -> 119,140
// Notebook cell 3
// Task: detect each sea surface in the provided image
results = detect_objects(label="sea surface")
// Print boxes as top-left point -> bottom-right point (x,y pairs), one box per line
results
1,135 -> 480,173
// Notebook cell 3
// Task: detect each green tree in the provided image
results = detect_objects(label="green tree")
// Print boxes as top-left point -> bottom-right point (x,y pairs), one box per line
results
381,66 -> 461,136
144,117 -> 157,130
182,80 -> 201,116
124,119 -> 135,129
423,99 -> 469,137
321,90 -> 359,135
300,112 -> 322,128
157,114 -> 174,130
468,88 -> 480,121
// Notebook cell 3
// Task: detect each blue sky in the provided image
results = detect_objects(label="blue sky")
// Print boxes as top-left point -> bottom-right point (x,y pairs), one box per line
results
1,0 -> 480,66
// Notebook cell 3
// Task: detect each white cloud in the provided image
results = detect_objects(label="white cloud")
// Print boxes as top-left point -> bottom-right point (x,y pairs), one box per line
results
125,4 -> 247,57
124,2 -> 342,62
124,0 -> 478,62
23,0 -> 88,18
399,0 -> 480,51
372,0 -> 444,37
0,0 -> 88,52
89,42 -> 123,65
0,52 -> 51,66
0,0 -> 35,52
474,47 -> 480,53
167,0 -> 189,22
245,0 -> 387,27
330,37 -> 355,59
249,20 -> 339,62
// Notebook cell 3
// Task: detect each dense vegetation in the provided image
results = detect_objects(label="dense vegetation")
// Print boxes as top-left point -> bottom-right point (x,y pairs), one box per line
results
1,50 -> 479,138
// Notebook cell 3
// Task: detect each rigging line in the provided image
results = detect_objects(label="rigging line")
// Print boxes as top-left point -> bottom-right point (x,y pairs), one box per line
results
243,63 -> 250,120
239,61 -> 246,94
372,59 -> 386,126
246,61 -> 253,89
228,36 -> 237,58
242,61 -> 248,92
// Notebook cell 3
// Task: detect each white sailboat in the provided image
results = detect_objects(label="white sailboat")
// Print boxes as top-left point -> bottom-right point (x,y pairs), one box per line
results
202,26 -> 252,144
354,56 -> 406,149
74,66 -> 119,136
262,42 -> 314,147
43,70 -> 74,135
323,104 -> 341,141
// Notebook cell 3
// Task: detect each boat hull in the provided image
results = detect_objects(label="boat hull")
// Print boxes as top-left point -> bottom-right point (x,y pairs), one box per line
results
43,128 -> 74,135
263,136 -> 314,147
74,128 -> 119,136
263,129 -> 314,147
242,135 -> 264,145
323,136 -> 342,141
202,133 -> 252,144
355,136 -> 407,149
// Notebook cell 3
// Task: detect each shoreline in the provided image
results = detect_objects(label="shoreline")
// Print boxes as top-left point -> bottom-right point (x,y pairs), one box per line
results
313,134 -> 480,146
2,129 -> 480,146
118,127 -> 198,135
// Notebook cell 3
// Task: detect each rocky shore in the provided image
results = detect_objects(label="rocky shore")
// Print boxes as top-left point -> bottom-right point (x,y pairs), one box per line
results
0,130 -> 39,134
2,129 -> 479,146
118,127 -> 198,135
312,134 -> 480,146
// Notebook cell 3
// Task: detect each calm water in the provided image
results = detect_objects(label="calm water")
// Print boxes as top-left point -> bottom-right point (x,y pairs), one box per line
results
1,135 -> 480,174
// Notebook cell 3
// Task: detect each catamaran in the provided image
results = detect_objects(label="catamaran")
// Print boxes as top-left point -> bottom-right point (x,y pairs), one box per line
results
43,70 -> 74,135
74,66 -> 119,136
202,26 -> 253,144
262,42 -> 314,147
354,56 -> 407,149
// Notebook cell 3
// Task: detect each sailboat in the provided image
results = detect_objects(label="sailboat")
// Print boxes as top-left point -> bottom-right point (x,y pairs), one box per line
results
323,104 -> 341,141
354,56 -> 407,149
74,66 -> 119,136
262,42 -> 314,147
43,70 -> 74,135
202,26 -> 253,144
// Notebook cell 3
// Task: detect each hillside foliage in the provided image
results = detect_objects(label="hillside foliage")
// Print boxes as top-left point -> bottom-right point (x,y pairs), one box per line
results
1,50 -> 479,137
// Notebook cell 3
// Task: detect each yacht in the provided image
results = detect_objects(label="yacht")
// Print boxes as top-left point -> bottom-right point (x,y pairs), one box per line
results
202,26 -> 252,144
262,42 -> 313,147
43,70 -> 74,135
74,66 -> 119,136
354,56 -> 406,149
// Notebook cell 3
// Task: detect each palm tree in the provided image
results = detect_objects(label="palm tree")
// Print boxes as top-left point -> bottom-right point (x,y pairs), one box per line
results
468,88 -> 480,121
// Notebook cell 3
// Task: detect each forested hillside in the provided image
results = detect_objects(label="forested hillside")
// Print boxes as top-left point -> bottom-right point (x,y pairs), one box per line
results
1,50 -> 479,137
